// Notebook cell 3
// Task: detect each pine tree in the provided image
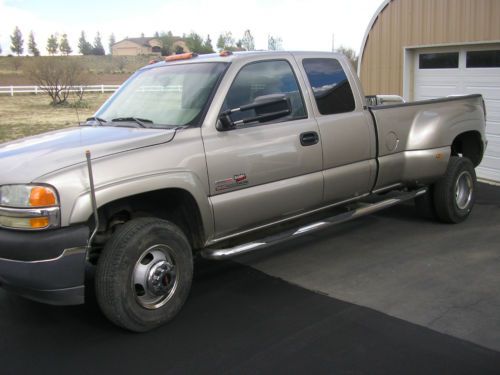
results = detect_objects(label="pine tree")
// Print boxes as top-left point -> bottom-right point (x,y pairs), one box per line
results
203,35 -> 214,54
185,32 -> 204,53
0,43 -> 2,55
10,26 -> 24,56
159,31 -> 174,56
78,31 -> 92,55
28,31 -> 40,56
216,32 -> 234,51
216,35 -> 225,51
92,32 -> 105,55
59,34 -> 72,55
108,33 -> 116,54
47,34 -> 59,55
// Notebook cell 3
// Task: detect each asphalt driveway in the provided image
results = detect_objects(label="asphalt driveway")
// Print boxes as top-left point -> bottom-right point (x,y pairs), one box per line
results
0,183 -> 499,374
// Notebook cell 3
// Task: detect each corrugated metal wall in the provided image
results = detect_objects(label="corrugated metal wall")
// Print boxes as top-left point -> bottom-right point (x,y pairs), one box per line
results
359,0 -> 500,95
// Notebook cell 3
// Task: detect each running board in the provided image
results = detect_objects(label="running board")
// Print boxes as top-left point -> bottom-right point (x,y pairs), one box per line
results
201,188 -> 427,260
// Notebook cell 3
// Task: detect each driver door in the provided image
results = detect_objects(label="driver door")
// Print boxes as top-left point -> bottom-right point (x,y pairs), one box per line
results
202,58 -> 323,238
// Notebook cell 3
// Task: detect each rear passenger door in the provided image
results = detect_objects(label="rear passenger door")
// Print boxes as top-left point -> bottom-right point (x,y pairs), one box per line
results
298,56 -> 377,203
202,57 -> 323,238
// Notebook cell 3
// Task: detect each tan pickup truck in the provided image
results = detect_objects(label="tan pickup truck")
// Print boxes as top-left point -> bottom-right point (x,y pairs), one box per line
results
0,51 -> 487,331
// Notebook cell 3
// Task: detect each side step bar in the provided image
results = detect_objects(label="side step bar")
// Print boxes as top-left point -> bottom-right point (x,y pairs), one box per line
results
201,188 -> 427,260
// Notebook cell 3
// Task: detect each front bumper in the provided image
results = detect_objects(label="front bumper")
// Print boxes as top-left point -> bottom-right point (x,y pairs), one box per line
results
0,225 -> 89,305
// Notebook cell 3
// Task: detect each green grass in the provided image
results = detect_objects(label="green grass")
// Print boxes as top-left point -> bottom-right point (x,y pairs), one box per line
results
0,93 -> 112,143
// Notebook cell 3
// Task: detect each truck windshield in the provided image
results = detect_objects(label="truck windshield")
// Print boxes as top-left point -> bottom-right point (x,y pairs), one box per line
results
95,62 -> 227,128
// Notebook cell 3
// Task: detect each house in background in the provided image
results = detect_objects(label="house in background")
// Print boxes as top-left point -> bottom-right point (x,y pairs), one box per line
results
111,36 -> 190,56
358,0 -> 500,182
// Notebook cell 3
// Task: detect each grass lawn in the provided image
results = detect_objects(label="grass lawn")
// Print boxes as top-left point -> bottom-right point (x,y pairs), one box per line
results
0,93 -> 112,143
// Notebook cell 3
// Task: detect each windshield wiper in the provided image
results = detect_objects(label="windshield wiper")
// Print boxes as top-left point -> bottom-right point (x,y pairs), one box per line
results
86,116 -> 107,126
111,117 -> 154,128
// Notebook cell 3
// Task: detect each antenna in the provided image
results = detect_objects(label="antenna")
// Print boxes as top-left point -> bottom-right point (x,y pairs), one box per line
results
72,88 -> 81,124
331,33 -> 335,52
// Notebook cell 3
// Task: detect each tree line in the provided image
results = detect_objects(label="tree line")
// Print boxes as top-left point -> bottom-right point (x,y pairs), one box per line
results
3,26 -> 284,56
6,26 -> 110,56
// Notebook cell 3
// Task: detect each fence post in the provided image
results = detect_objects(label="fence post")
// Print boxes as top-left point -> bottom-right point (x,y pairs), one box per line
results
10,86 -> 14,96
101,84 -> 104,94
35,86 -> 38,95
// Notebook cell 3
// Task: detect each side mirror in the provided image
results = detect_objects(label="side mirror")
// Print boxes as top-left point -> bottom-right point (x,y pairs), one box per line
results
217,94 -> 292,131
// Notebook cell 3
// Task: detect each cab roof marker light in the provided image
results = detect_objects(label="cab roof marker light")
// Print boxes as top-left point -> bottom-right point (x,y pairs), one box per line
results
164,52 -> 198,62
219,50 -> 233,57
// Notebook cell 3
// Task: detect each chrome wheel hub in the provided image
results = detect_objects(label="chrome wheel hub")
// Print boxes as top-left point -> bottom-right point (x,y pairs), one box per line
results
132,245 -> 178,310
455,171 -> 473,210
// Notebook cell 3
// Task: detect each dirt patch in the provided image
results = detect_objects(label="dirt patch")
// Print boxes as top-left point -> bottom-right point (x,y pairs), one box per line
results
0,93 -> 112,143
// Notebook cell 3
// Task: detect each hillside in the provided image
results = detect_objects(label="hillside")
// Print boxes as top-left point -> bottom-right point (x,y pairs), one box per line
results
0,55 -> 152,85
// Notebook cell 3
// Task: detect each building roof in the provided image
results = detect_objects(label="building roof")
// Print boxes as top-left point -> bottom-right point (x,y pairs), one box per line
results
357,0 -> 393,74
114,37 -> 161,47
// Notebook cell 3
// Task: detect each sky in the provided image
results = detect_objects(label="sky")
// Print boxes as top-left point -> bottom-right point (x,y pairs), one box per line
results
0,0 -> 383,56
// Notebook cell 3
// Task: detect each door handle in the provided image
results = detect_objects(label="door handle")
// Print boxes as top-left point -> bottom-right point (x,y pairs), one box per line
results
300,131 -> 319,146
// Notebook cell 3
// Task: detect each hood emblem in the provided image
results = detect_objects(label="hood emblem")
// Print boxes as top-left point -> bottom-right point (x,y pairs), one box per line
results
215,173 -> 248,192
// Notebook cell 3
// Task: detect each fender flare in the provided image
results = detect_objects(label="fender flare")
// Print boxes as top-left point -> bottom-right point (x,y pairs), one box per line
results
69,170 -> 215,241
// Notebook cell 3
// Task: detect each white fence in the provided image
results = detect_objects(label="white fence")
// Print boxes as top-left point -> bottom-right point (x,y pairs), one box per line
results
0,84 -> 121,96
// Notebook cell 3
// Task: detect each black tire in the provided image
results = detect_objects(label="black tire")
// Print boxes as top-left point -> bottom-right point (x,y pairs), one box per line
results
95,217 -> 193,332
433,156 -> 476,223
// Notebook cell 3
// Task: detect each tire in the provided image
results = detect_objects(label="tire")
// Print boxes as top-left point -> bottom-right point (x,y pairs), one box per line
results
433,156 -> 476,223
95,217 -> 193,332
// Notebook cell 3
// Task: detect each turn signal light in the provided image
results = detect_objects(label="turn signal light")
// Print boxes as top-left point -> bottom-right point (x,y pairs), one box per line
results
29,187 -> 57,207
29,217 -> 50,229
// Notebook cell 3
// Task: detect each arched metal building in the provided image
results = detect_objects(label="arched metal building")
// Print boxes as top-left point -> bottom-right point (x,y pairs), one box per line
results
358,0 -> 500,181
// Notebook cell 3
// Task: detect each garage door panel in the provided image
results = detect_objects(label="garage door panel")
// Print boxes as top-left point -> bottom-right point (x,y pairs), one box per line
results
486,121 -> 500,136
464,87 -> 500,101
484,135 -> 500,157
476,166 -> 500,181
413,45 -> 500,181
479,156 -> 500,173
415,84 -> 460,98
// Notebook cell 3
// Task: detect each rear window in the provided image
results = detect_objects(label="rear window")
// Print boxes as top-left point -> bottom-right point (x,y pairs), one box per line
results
302,58 -> 355,115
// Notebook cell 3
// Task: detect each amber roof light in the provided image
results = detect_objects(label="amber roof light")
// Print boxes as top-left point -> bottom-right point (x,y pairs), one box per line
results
164,52 -> 198,62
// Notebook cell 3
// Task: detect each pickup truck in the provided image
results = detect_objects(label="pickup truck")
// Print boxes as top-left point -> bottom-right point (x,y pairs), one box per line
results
0,51 -> 487,332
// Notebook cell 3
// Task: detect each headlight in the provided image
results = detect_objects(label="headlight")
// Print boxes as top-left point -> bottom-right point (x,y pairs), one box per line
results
0,185 -> 60,230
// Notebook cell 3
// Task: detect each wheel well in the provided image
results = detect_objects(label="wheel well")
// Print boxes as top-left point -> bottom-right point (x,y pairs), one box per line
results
451,131 -> 483,167
89,188 -> 205,258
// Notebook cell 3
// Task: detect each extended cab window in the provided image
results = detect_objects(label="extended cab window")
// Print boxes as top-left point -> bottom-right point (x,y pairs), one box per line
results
303,58 -> 355,115
223,60 -> 306,125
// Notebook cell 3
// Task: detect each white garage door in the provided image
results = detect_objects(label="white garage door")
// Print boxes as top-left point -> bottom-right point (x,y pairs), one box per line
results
413,44 -> 500,182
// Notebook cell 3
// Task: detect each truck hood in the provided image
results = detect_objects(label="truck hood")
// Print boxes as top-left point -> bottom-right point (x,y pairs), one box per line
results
0,126 -> 176,184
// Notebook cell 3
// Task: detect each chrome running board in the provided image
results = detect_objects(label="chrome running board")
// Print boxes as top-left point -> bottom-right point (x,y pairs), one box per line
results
201,188 -> 427,260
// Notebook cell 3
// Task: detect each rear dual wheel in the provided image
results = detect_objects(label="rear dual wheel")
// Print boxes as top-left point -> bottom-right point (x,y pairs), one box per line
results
416,156 -> 476,223
95,217 -> 193,332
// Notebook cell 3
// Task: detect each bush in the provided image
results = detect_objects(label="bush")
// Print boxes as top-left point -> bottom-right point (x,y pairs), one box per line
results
25,57 -> 89,105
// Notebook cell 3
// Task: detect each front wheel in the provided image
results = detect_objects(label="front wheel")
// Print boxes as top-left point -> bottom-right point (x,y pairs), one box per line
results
95,218 -> 193,332
433,156 -> 476,223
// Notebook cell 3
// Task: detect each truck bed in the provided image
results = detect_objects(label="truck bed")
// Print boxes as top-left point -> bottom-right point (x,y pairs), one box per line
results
369,94 -> 486,190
